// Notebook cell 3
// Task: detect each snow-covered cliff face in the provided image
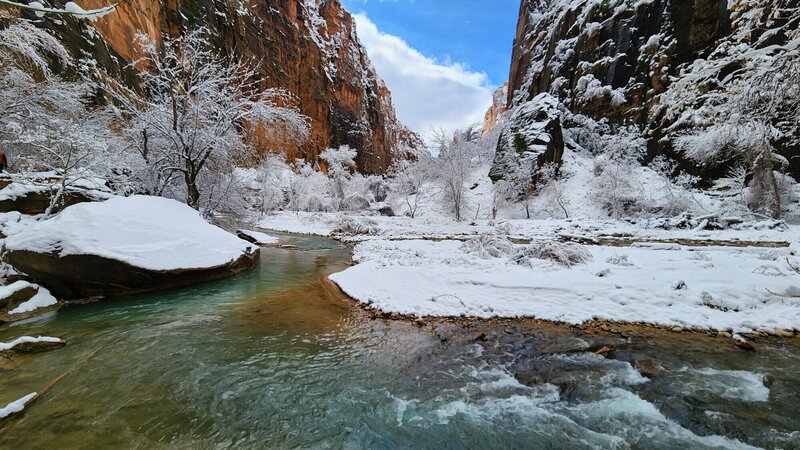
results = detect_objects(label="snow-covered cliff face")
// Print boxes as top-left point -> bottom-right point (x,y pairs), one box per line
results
496,0 -> 799,181
10,0 -> 420,174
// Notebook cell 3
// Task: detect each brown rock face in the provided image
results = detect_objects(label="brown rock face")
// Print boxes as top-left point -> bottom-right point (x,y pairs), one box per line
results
482,82 -> 509,136
68,0 -> 419,174
3,248 -> 260,300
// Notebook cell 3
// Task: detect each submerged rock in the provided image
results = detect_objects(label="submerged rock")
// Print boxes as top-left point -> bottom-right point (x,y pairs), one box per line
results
3,196 -> 260,300
632,359 -> 664,379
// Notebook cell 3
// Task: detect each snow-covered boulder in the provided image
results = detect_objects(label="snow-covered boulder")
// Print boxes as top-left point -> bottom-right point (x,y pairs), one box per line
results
0,181 -> 110,215
2,195 -> 260,299
0,281 -> 59,322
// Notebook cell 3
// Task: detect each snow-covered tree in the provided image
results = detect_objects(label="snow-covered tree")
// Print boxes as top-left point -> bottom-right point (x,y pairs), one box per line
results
429,128 -> 475,221
319,145 -> 357,210
124,29 -> 309,212
388,158 -> 431,218
592,127 -> 647,218
0,22 -> 126,215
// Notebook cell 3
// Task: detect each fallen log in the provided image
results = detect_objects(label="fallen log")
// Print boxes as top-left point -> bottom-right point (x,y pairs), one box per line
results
0,346 -> 102,423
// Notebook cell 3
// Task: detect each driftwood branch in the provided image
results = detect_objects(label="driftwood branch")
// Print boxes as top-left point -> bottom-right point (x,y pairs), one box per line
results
0,346 -> 102,423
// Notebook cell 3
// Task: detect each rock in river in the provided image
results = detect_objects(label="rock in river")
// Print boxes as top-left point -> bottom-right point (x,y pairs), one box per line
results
2,196 -> 259,299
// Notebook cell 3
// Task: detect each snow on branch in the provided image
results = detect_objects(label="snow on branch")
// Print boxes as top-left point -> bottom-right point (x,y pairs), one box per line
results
0,0 -> 117,20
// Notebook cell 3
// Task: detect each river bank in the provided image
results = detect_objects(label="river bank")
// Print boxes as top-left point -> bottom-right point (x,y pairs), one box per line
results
1,234 -> 798,448
256,212 -> 800,340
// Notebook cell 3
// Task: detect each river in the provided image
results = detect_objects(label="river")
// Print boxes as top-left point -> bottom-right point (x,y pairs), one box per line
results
0,234 -> 798,449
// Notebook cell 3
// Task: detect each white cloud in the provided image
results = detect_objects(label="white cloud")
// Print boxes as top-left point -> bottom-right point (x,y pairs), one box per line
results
353,13 -> 494,139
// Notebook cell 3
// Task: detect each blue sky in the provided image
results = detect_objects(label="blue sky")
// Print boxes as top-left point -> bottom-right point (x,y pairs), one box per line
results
341,0 -> 520,137
342,0 -> 519,86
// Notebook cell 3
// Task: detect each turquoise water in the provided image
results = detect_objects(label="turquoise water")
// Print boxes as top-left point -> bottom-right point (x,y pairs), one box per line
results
0,234 -> 798,449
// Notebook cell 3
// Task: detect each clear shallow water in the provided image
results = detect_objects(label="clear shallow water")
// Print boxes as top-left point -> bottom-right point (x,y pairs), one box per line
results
0,234 -> 798,449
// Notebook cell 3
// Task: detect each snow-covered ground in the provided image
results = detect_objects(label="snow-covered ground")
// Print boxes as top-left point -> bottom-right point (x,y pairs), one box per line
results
4,195 -> 257,271
257,212 -> 800,334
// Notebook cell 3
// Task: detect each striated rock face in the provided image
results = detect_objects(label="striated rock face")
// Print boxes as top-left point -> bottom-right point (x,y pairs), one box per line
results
37,0 -> 419,174
508,0 -> 731,123
504,0 -> 799,179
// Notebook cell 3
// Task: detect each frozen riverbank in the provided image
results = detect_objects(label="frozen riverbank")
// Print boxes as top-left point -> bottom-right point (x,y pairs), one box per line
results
259,212 -> 800,335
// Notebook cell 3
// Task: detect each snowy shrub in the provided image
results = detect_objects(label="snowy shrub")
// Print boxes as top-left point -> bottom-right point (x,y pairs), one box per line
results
591,128 -> 650,218
331,217 -> 379,236
752,265 -> 785,277
512,241 -> 592,268
461,234 -> 516,259
367,177 -> 389,203
649,156 -> 698,217
606,254 -> 633,266
494,221 -> 516,235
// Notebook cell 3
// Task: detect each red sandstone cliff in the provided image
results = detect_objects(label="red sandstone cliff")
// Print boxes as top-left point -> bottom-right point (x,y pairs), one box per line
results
73,0 -> 420,174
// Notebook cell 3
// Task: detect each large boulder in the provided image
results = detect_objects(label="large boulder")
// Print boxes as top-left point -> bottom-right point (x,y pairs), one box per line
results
2,196 -> 260,299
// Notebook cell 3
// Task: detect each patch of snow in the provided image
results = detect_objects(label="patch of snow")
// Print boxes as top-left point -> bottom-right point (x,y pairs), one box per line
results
329,238 -> 800,333
8,285 -> 57,314
0,393 -> 37,419
0,280 -> 34,301
0,335 -> 62,352
0,182 -> 49,202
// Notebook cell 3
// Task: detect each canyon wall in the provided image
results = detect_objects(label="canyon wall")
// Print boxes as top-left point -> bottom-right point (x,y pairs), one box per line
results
15,0 -> 420,174
497,0 -> 799,180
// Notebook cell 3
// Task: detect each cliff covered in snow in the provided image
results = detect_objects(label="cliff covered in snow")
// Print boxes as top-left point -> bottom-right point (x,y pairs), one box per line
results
496,0 -> 799,180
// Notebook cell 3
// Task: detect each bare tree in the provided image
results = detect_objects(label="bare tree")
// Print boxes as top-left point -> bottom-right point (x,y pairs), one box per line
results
388,158 -> 431,218
0,22 -> 123,217
124,29 -> 309,212
429,128 -> 475,221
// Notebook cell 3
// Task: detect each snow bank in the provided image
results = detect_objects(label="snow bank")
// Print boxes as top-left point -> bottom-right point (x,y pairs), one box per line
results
4,195 -> 257,271
0,393 -> 37,420
0,336 -> 62,352
329,239 -> 800,333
